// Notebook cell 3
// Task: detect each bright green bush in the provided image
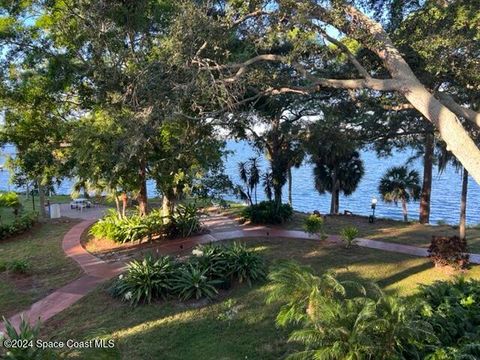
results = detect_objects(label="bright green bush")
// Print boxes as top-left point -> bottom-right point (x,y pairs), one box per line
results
340,226 -> 359,248
303,214 -> 326,239
0,192 -> 21,209
110,255 -> 177,306
241,201 -> 293,224
90,209 -> 166,243
172,263 -> 221,300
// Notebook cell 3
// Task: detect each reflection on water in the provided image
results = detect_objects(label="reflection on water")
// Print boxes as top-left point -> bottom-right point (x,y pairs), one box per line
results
1,141 -> 478,225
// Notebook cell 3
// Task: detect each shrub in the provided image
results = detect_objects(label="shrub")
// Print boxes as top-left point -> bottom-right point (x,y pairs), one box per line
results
191,243 -> 230,282
266,262 -> 436,359
90,209 -> 166,243
0,212 -> 37,240
0,192 -> 20,209
0,315 -> 46,360
303,214 -> 326,240
225,242 -> 266,286
7,259 -> 30,274
428,235 -> 469,269
168,203 -> 201,238
110,243 -> 266,306
172,263 -> 221,300
418,277 -> 480,350
110,255 -> 177,306
241,201 -> 293,224
340,226 -> 359,248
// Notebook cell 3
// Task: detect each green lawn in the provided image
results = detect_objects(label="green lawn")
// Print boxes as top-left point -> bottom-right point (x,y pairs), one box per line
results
42,237 -> 480,359
0,220 -> 83,318
285,212 -> 480,253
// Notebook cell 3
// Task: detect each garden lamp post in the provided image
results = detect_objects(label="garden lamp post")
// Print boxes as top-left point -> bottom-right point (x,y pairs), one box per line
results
369,197 -> 377,223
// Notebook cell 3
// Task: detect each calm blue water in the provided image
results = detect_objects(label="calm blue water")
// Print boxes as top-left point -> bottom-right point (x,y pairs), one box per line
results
1,141 -> 479,225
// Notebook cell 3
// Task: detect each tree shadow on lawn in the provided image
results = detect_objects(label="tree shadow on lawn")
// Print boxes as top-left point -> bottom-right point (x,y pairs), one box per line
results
43,282 -> 293,360
42,237 -> 476,359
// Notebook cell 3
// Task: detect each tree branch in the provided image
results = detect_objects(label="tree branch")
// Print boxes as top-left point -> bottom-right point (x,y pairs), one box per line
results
436,92 -> 480,128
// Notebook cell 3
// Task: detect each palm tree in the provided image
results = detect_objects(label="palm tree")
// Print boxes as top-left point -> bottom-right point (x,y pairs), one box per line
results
262,171 -> 274,201
379,166 -> 421,222
304,119 -> 364,215
248,157 -> 261,204
312,150 -> 365,215
266,261 -> 436,360
237,158 -> 261,205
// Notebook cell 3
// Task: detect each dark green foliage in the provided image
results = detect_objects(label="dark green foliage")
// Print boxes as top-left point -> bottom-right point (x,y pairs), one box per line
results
419,278 -> 480,352
172,263 -> 221,301
190,243 -> 230,282
111,242 -> 265,306
241,201 -> 293,224
110,255 -> 177,306
6,259 -> 30,274
267,261 -> 437,359
0,212 -> 37,240
428,236 -> 469,270
268,263 -> 480,359
167,203 -> 201,238
225,242 -> 266,286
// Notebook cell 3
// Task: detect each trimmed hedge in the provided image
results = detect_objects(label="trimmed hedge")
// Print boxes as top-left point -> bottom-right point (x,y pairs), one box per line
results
242,201 -> 293,224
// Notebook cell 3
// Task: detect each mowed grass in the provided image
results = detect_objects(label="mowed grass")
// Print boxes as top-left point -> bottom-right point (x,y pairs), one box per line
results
286,212 -> 480,253
42,237 -> 480,360
0,220 -> 83,318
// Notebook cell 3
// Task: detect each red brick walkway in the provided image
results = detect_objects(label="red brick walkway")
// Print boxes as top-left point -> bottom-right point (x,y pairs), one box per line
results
2,214 -> 479,333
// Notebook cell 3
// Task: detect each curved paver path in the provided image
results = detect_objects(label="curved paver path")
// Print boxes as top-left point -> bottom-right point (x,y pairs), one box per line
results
3,212 -> 480,332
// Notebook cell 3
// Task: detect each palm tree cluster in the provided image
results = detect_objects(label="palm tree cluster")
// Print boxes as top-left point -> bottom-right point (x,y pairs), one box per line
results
267,261 -> 437,360
235,158 -> 261,206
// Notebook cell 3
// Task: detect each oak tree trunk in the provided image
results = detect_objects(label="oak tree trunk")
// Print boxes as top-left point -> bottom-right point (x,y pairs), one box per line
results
121,192 -> 128,218
419,132 -> 434,224
38,182 -> 47,218
137,161 -> 148,216
337,5 -> 480,184
460,167 -> 468,241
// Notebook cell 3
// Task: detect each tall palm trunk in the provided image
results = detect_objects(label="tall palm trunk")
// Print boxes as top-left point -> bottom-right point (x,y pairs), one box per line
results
460,167 -> 468,240
401,198 -> 408,222
330,171 -> 337,215
419,132 -> 433,224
